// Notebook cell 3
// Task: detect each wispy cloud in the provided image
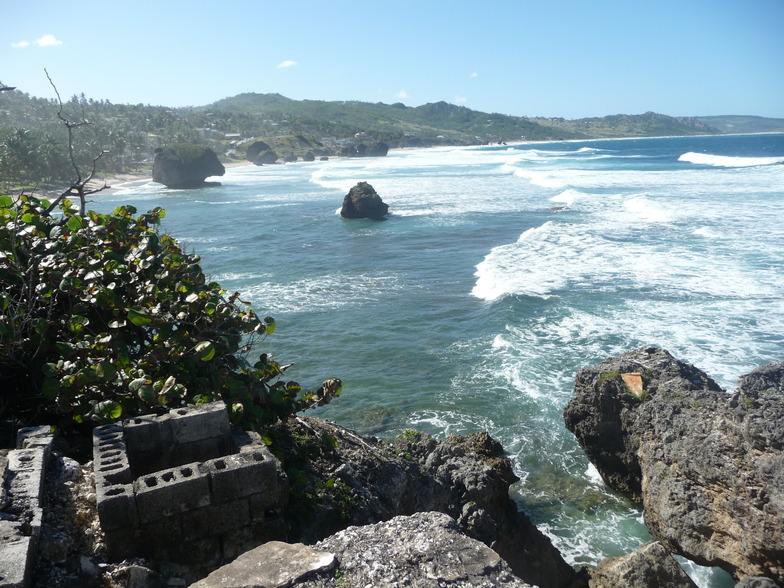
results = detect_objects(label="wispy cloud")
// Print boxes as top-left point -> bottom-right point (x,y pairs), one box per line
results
396,90 -> 410,99
277,60 -> 297,68
11,34 -> 63,49
455,95 -> 467,104
469,72 -> 478,78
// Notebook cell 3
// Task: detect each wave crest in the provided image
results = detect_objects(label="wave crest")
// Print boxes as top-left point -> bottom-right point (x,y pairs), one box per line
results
678,152 -> 784,168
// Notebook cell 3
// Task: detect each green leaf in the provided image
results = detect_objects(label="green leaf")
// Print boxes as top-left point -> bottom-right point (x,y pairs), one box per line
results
127,308 -> 152,326
95,361 -> 117,382
95,400 -> 122,421
68,315 -> 90,334
0,195 -> 12,208
195,341 -> 216,362
66,215 -> 83,231
42,378 -> 60,399
263,316 -> 276,335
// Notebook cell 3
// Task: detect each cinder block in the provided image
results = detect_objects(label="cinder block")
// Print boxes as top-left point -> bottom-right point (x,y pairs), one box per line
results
122,414 -> 166,453
93,441 -> 132,487
170,436 -> 236,470
103,526 -> 141,562
181,498 -> 250,541
133,462 -> 211,523
0,520 -> 34,588
16,426 -> 54,457
168,402 -> 230,445
7,448 -> 46,503
139,513 -> 182,554
96,482 -> 138,531
206,451 -> 276,504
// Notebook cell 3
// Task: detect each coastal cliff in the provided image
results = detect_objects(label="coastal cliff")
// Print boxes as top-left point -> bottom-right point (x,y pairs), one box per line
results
564,347 -> 784,585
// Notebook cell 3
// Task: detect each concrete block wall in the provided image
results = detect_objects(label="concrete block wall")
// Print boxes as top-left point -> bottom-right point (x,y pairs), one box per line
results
93,401 -> 288,575
0,426 -> 53,588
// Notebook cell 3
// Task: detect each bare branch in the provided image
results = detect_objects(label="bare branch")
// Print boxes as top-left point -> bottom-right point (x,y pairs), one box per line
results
43,69 -> 111,216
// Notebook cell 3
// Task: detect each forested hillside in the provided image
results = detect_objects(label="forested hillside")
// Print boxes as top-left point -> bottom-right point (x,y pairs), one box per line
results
5,83 -> 781,194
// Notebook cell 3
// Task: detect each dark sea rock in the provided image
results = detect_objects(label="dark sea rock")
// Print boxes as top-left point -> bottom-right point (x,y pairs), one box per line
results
340,181 -> 389,219
589,541 -> 697,588
564,347 -> 784,584
246,140 -> 272,161
152,143 -> 226,188
152,144 -> 225,188
275,417 -> 580,588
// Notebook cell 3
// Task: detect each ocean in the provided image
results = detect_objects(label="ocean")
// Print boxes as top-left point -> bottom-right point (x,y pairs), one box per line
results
97,133 -> 784,586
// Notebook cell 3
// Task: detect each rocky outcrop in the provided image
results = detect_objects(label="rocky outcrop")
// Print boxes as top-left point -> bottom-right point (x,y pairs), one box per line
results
340,181 -> 389,219
564,347 -> 784,584
589,541 -> 697,588
195,513 -> 534,587
274,417 -> 579,588
152,144 -> 225,188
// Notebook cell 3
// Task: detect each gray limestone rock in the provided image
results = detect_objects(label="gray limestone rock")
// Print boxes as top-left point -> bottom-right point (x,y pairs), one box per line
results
190,541 -> 336,588
589,541 -> 698,588
303,512 -> 534,587
152,144 -> 225,188
564,347 -> 784,584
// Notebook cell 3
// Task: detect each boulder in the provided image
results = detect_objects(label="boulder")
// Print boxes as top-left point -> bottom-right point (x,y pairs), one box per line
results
191,513 -> 533,588
274,417 -> 579,588
152,144 -> 225,188
307,512 -> 534,587
564,347 -> 784,583
190,541 -> 336,588
589,541 -> 697,588
340,181 -> 389,220
245,140 -> 272,161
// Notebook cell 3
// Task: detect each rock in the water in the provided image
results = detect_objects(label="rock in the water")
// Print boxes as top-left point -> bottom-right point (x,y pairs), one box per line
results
564,347 -> 784,583
152,144 -> 225,188
190,541 -> 336,588
589,541 -> 697,588
340,181 -> 389,219
304,512 -> 533,587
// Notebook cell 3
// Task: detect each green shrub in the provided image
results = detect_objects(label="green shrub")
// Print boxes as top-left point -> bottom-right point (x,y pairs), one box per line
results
0,193 -> 340,434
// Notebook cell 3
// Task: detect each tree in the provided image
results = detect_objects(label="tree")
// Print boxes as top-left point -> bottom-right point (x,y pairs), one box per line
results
0,75 -> 341,446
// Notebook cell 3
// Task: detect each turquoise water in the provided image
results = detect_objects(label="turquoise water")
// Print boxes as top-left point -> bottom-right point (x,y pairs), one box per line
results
97,134 -> 784,586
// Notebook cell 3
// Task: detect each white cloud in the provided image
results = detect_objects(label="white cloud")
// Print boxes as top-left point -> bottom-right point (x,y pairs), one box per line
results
11,41 -> 30,49
455,95 -> 467,104
34,34 -> 63,47
396,90 -> 410,99
277,60 -> 297,68
469,72 -> 478,78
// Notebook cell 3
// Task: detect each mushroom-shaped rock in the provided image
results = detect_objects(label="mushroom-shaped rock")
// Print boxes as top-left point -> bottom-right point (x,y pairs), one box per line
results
152,144 -> 224,188
340,181 -> 389,220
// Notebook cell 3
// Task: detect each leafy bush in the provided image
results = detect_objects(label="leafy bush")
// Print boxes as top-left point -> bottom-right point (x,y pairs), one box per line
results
0,193 -> 340,433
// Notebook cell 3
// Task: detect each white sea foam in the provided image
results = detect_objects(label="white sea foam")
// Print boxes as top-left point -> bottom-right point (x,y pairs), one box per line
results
679,151 -> 784,167
622,195 -> 674,222
549,189 -> 589,206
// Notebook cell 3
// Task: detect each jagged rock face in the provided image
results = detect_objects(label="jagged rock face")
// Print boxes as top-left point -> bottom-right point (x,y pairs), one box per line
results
307,512 -> 535,587
564,347 -> 784,584
340,181 -> 389,219
274,417 -> 579,588
152,144 -> 225,188
589,541 -> 697,588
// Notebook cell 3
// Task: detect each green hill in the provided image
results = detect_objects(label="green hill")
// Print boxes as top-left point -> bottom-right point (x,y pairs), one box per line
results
695,115 -> 784,134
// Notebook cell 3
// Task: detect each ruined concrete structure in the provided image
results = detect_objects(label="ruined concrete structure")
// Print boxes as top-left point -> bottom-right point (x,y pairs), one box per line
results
0,426 -> 53,587
92,401 -> 288,575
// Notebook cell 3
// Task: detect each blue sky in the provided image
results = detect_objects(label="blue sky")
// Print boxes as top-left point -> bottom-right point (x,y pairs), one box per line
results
3,0 -> 783,118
